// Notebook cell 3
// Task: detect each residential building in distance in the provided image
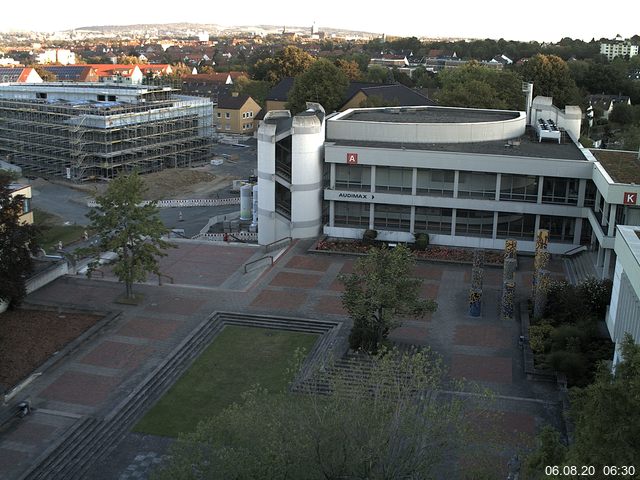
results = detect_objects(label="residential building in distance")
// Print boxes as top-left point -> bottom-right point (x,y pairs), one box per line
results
340,83 -> 436,110
587,94 -> 631,120
215,93 -> 261,134
41,65 -> 99,82
8,182 -> 33,225
180,72 -> 246,102
35,48 -> 76,65
600,36 -> 639,61
0,83 -> 214,181
257,97 -> 640,283
86,64 -> 144,84
264,77 -> 295,112
0,67 -> 43,83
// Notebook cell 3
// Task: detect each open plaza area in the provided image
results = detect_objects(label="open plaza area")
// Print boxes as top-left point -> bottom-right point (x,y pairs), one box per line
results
0,239 -> 569,479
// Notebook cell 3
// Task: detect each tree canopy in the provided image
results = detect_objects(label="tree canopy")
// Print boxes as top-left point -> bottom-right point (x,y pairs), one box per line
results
340,245 -> 437,352
437,63 -> 524,110
0,174 -> 40,309
518,54 -> 581,108
153,347 -> 475,480
253,46 -> 315,83
525,334 -> 640,478
286,58 -> 349,114
83,171 -> 171,299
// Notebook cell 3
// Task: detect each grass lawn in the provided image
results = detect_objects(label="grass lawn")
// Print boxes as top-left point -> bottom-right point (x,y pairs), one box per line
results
33,209 -> 86,251
133,325 -> 318,437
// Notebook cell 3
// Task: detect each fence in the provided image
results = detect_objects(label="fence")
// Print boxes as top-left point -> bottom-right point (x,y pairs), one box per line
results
87,197 -> 240,208
192,232 -> 258,242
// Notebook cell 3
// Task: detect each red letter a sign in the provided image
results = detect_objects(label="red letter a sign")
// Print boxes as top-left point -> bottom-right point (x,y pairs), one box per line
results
346,153 -> 358,165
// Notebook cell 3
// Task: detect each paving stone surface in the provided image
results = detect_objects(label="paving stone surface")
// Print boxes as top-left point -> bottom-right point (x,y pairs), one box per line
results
269,271 -> 322,289
79,341 -> 154,371
453,324 -> 513,349
450,354 -> 513,384
115,317 -> 182,341
312,295 -> 346,315
285,255 -> 332,272
249,289 -> 307,311
39,370 -> 122,406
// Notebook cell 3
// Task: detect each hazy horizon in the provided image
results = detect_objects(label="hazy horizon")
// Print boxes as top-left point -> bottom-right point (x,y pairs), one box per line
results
1,0 -> 637,43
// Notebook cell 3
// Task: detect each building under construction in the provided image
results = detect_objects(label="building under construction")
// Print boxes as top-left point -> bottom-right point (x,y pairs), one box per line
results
0,83 -> 214,181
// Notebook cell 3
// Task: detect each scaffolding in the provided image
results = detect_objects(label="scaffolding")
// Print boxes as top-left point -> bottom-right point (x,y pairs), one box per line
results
0,88 -> 214,181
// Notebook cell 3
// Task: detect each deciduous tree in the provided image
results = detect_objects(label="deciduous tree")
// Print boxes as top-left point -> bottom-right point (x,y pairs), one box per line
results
519,54 -> 581,108
0,174 -> 40,309
340,245 -> 437,352
287,58 -> 349,114
154,348 -> 476,480
83,171 -> 171,299
253,46 -> 314,83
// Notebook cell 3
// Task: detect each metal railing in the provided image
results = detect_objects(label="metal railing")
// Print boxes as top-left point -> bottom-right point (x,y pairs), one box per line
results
263,236 -> 292,254
243,255 -> 273,274
562,245 -> 587,256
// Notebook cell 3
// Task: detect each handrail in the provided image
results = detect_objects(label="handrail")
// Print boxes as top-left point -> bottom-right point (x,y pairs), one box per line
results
157,272 -> 174,285
263,236 -> 292,253
243,255 -> 273,274
562,245 -> 587,257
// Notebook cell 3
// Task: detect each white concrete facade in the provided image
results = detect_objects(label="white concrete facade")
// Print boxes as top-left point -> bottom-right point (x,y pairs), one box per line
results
607,226 -> 640,365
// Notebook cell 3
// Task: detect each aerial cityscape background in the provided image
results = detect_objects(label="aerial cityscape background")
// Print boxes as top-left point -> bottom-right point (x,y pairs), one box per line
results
1,0 -> 637,42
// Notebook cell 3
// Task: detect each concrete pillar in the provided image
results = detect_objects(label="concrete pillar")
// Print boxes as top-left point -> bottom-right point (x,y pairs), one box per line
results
369,202 -> 375,229
453,170 -> 460,198
410,205 -> 416,234
603,249 -> 612,279
411,167 -> 417,196
537,176 -> 544,204
602,201 -> 609,227
370,165 -> 376,193
597,245 -> 604,267
495,173 -> 502,201
492,211 -> 499,239
451,209 -> 457,236
503,258 -> 517,283
608,204 -> 617,236
577,179 -> 586,207
330,163 -> 336,189
573,218 -> 582,245
595,190 -> 601,212
329,200 -> 335,227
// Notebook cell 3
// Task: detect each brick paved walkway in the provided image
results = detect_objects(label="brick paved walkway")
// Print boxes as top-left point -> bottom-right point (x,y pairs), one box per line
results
0,239 -> 566,480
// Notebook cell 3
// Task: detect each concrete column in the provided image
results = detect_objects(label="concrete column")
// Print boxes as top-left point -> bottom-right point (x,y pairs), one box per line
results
451,209 -> 457,236
597,245 -> 604,267
329,200 -> 335,227
453,170 -> 460,198
577,179 -> 586,207
492,211 -> 499,239
369,202 -> 375,229
537,176 -> 544,204
602,201 -> 609,227
573,218 -> 582,245
495,173 -> 502,201
370,165 -> 376,193
410,205 -> 416,233
603,249 -> 612,279
411,167 -> 417,196
595,190 -> 601,212
534,214 -> 541,234
608,204 -> 618,236
330,163 -> 336,189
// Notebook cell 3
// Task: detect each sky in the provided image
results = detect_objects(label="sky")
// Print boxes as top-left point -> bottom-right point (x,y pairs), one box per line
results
0,0 -> 637,43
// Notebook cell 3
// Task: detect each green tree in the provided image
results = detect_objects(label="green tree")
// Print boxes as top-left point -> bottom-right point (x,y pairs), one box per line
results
286,58 -> 349,114
232,77 -> 272,108
33,65 -> 57,81
366,64 -> 392,84
253,46 -> 315,83
154,348 -> 475,480
0,174 -> 40,309
437,63 -> 524,110
340,245 -> 437,352
609,102 -> 634,125
83,171 -> 171,299
524,335 -> 640,478
335,58 -> 362,81
519,54 -> 581,108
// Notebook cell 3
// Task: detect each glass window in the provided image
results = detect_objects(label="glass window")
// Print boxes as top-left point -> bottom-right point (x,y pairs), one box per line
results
542,177 -> 579,205
457,171 -> 497,199
496,213 -> 536,240
455,209 -> 494,237
375,166 -> 412,193
334,201 -> 370,228
539,215 -> 575,243
416,169 -> 454,197
225,112 -> 230,119
584,180 -> 597,208
373,204 -> 411,231
335,165 -> 371,191
414,207 -> 452,234
500,174 -> 539,202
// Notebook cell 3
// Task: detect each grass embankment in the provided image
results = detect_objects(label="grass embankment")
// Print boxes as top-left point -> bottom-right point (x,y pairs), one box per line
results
33,209 -> 86,251
134,325 -> 318,437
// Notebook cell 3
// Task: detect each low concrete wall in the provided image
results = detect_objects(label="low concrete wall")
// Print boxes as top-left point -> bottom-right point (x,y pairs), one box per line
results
26,260 -> 68,294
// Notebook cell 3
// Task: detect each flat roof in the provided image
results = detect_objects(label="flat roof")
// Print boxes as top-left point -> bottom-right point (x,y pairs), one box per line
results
589,149 -> 640,184
340,106 -> 520,124
330,127 -> 587,161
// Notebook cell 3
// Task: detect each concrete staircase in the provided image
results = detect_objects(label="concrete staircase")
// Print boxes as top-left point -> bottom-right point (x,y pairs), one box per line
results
563,252 -> 597,286
20,312 -> 345,480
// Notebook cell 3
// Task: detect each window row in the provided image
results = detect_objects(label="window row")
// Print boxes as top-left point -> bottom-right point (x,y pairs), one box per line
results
332,202 -> 577,242
334,166 -> 582,206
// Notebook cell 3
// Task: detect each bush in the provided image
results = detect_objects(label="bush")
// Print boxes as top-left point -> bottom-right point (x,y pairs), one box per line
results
546,350 -> 589,386
577,277 -> 612,318
414,233 -> 429,251
550,324 -> 589,353
529,321 -> 554,354
362,229 -> 378,245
